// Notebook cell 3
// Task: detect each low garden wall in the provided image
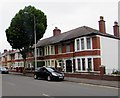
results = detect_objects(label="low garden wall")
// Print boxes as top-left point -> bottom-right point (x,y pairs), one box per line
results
64,73 -> 120,81
10,67 -> 120,81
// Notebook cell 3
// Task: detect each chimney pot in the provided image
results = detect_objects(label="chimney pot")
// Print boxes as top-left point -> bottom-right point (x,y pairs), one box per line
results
113,21 -> 119,37
114,21 -> 118,25
100,16 -> 104,20
98,16 -> 106,33
55,27 -> 58,29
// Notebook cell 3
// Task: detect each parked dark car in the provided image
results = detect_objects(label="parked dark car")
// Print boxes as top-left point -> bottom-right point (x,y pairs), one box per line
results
34,67 -> 64,81
0,67 -> 9,74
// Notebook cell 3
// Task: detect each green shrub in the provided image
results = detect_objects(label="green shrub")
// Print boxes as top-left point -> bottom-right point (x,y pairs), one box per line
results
112,70 -> 120,75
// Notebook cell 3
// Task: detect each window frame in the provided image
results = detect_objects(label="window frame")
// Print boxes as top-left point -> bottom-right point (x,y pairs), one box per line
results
81,38 -> 85,50
86,37 -> 92,49
51,45 -> 54,55
77,58 -> 81,70
82,58 -> 85,71
58,45 -> 62,54
39,48 -> 43,56
76,39 -> 80,51
87,58 -> 92,71
66,44 -> 70,53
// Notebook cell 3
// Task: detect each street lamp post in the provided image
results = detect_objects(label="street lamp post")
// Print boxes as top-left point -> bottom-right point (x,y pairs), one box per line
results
24,12 -> 37,70
33,15 -> 37,70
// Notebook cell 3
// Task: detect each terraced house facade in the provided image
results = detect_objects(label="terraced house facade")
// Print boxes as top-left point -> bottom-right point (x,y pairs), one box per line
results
1,16 -> 119,74
35,16 -> 120,74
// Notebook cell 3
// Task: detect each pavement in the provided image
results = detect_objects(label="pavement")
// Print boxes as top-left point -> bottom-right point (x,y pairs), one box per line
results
9,71 -> 120,88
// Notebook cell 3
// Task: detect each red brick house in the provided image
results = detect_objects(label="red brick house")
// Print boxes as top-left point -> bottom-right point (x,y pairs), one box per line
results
1,16 -> 119,74
35,16 -> 119,74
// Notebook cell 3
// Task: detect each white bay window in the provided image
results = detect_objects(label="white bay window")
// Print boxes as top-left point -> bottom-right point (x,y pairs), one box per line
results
75,37 -> 92,51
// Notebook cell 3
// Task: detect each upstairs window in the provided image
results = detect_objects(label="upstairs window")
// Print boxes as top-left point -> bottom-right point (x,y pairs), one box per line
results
58,45 -> 62,54
39,48 -> 43,56
18,53 -> 21,59
51,46 -> 54,54
45,47 -> 47,55
48,46 -> 50,55
66,44 -> 70,53
81,38 -> 85,50
87,38 -> 91,49
37,48 -> 39,56
76,39 -> 80,50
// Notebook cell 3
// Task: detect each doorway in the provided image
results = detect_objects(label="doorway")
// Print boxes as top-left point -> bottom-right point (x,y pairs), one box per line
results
66,60 -> 72,72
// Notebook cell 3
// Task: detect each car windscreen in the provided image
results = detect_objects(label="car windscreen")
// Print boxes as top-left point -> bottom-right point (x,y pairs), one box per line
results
35,67 -> 41,71
46,67 -> 55,72
0,67 -> 7,71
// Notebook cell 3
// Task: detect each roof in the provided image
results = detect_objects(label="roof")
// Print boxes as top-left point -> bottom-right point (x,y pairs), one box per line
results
36,26 -> 120,47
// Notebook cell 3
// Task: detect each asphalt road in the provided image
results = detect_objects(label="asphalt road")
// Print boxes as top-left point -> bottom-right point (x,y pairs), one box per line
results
2,74 -> 119,97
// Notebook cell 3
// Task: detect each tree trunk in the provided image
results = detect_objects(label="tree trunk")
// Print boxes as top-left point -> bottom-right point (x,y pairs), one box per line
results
19,49 -> 27,75
23,59 -> 26,75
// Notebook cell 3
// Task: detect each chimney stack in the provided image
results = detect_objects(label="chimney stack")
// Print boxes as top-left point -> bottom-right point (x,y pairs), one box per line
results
53,27 -> 61,36
4,49 -> 7,53
113,21 -> 119,37
98,16 -> 106,33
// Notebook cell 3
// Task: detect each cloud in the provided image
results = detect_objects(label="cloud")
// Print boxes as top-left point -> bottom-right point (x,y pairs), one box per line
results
0,0 -> 118,52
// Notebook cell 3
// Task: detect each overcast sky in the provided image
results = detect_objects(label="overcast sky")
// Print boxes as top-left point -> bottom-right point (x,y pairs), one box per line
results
0,0 -> 119,53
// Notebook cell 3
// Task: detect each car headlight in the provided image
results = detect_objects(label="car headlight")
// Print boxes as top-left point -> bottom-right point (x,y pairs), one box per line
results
52,72 -> 58,76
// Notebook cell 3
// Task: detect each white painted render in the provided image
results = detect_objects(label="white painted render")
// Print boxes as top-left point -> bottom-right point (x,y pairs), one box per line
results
7,54 -> 11,61
14,50 -> 22,60
100,36 -> 119,74
119,40 -> 120,71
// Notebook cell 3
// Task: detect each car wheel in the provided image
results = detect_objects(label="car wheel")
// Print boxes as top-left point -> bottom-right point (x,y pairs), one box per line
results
34,74 -> 37,79
47,76 -> 51,81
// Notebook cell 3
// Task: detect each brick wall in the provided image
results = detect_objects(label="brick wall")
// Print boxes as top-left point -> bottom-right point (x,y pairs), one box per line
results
92,37 -> 100,49
75,50 -> 100,57
65,73 -> 120,81
93,58 -> 101,71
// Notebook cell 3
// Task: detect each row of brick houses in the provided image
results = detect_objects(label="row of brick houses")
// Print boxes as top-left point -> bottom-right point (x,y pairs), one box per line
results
0,16 -> 119,74
0,49 -> 34,69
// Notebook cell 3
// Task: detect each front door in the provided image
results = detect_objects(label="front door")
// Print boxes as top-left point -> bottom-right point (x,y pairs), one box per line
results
66,60 -> 72,72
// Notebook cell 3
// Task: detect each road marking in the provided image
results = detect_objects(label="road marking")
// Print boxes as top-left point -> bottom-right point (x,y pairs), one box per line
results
42,94 -> 54,98
78,83 -> 119,89
43,93 -> 49,96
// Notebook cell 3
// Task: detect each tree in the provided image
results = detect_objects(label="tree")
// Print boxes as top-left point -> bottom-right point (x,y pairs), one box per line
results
6,5 -> 47,73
